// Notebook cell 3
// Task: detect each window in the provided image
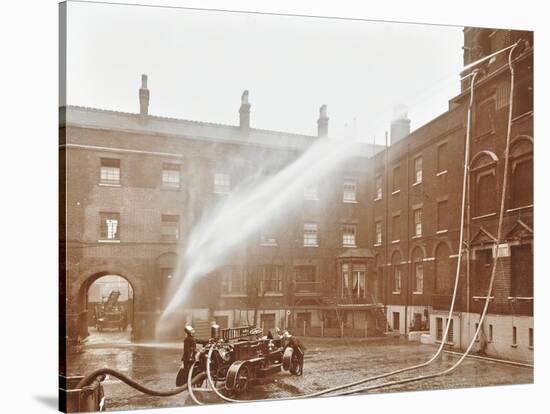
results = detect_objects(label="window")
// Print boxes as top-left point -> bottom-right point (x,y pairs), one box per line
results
341,263 -> 366,299
393,312 -> 400,331
437,201 -> 448,231
375,175 -> 383,199
476,97 -> 496,136
472,152 -> 497,217
214,173 -> 231,194
392,214 -> 400,241
259,265 -> 283,293
392,166 -> 401,192
100,212 -> 120,240
447,319 -> 454,342
489,324 -> 494,342
393,266 -> 401,293
294,266 -> 317,293
161,214 -> 179,241
475,249 -> 492,296
510,139 -> 533,209
413,156 -> 423,184
304,223 -> 319,247
375,221 -> 382,245
529,328 -> 533,349
512,326 -> 517,346
343,180 -> 357,202
511,244 -> 533,297
162,163 -> 181,189
513,78 -> 533,118
342,224 -> 357,247
221,265 -> 245,295
260,228 -> 278,246
100,158 -> 120,185
414,209 -> 422,237
437,143 -> 448,173
260,313 -> 276,331
304,184 -> 318,200
436,318 -> 443,341
414,261 -> 424,293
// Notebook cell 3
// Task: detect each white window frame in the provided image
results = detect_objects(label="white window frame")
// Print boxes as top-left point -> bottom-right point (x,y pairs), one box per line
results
414,209 -> 422,237
375,221 -> 382,245
342,224 -> 357,247
414,156 -> 423,185
162,163 -> 181,189
304,223 -> 319,247
161,214 -> 180,241
214,172 -> 231,194
414,261 -> 423,293
100,158 -> 121,186
303,184 -> 319,201
393,266 -> 401,293
343,180 -> 357,203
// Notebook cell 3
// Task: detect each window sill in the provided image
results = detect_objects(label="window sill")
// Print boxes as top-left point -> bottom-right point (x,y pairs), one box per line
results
221,293 -> 247,298
343,200 -> 358,204
506,205 -> 533,213
436,229 -> 448,234
436,170 -> 448,177
260,243 -> 279,247
392,190 -> 401,196
343,244 -> 358,248
98,239 -> 120,243
373,243 -> 382,247
528,346 -> 534,351
214,191 -> 231,195
99,183 -> 121,187
373,197 -> 382,202
304,245 -> 319,248
413,292 -> 423,295
392,291 -> 401,295
304,198 -> 319,202
261,292 -> 284,297
160,239 -> 179,243
412,181 -> 422,187
161,186 -> 181,191
472,212 -> 497,220
391,240 -> 400,244
511,344 -> 518,348
472,296 -> 494,301
507,296 -> 533,301
412,235 -> 422,239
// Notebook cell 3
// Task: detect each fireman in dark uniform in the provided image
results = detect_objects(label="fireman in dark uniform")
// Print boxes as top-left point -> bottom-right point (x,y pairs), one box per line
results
177,325 -> 209,386
284,331 -> 305,375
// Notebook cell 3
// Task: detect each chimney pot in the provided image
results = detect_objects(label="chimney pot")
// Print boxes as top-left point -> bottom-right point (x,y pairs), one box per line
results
239,90 -> 251,131
139,74 -> 150,116
317,104 -> 329,138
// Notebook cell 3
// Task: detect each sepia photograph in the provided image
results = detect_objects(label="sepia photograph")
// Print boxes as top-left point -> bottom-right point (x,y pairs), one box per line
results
58,1 -> 534,412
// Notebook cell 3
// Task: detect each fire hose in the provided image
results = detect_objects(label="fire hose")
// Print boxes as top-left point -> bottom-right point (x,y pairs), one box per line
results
76,368 -> 207,397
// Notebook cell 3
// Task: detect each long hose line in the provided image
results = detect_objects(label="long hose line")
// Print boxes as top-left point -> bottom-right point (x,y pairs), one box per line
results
331,43 -> 519,397
75,367 -> 207,397
187,361 -> 203,405
196,67 -> 482,407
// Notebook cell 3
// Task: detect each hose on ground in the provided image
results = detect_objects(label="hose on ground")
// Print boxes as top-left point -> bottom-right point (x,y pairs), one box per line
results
76,367 -> 207,397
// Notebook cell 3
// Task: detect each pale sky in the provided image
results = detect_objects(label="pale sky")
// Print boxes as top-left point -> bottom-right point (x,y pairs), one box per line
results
66,1 -> 464,144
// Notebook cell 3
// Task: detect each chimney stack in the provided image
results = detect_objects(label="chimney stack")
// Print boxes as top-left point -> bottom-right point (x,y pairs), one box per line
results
317,104 -> 329,138
390,105 -> 410,145
139,74 -> 150,116
239,90 -> 251,131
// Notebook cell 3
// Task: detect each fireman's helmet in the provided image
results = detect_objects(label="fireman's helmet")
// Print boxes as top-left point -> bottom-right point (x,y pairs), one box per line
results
184,325 -> 195,336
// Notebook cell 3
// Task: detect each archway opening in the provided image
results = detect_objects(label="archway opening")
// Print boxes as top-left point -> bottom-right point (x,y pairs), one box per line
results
81,274 -> 135,343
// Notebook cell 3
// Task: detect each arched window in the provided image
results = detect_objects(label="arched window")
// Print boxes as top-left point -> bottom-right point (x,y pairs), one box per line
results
391,251 -> 402,293
509,138 -> 533,209
411,247 -> 424,294
471,152 -> 498,217
435,243 -> 452,295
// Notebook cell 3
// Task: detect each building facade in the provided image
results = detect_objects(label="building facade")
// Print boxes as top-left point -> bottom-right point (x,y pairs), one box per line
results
60,28 -> 533,363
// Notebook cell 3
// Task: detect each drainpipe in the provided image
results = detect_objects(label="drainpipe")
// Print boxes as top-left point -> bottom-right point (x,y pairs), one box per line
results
405,141 -> 410,336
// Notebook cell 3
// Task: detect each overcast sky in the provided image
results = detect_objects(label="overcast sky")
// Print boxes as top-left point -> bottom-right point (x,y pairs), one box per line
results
66,1 -> 464,144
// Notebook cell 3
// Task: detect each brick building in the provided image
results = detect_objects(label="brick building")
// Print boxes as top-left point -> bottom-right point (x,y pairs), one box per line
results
60,28 -> 533,363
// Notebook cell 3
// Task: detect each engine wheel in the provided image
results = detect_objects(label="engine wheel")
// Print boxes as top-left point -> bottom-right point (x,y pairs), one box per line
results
289,353 -> 303,376
226,361 -> 251,394
282,347 -> 294,371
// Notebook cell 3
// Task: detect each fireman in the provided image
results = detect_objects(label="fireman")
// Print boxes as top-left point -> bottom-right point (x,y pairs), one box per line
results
176,325 -> 209,386
284,330 -> 305,375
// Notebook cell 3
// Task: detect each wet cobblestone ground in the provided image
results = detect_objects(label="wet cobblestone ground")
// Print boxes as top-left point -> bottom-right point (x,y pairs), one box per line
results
68,330 -> 533,411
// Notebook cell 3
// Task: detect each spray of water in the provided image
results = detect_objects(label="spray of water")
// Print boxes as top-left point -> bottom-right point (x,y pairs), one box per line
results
160,135 -> 368,322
